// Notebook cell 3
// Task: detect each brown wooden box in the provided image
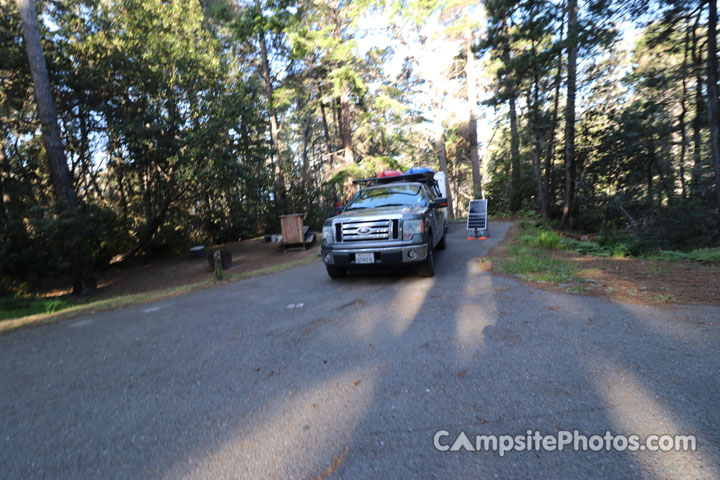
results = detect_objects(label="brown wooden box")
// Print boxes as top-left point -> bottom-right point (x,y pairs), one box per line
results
279,214 -> 306,249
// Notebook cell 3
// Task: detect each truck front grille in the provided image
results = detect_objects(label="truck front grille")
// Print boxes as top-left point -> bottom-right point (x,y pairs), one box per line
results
340,220 -> 397,241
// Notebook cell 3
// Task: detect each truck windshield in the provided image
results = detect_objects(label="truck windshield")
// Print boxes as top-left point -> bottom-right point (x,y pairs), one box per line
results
345,185 -> 427,210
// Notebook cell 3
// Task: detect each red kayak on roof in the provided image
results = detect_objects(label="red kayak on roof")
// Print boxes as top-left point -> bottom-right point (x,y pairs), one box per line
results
378,169 -> 402,178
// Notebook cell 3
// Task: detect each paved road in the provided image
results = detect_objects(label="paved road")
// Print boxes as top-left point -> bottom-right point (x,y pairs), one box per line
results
2,222 -> 719,479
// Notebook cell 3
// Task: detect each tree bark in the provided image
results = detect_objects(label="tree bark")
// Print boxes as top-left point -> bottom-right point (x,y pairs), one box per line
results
465,30 -> 482,198
508,92 -> 521,212
650,137 -> 673,205
0,145 -> 9,227
531,74 -> 549,217
679,23 -> 691,200
707,0 -> 720,209
319,90 -> 333,156
339,84 -> 354,163
17,0 -> 96,294
333,97 -> 342,150
544,2 -> 565,216
647,161 -> 654,206
560,0 -> 578,229
500,19 -> 521,212
329,0 -> 354,164
301,106 -> 313,194
389,20 -> 456,207
691,16 -> 704,197
434,122 -> 454,218
254,0 -> 285,199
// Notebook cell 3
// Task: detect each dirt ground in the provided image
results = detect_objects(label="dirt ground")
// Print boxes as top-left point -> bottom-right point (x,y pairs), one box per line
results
41,238 -> 320,299
489,223 -> 720,306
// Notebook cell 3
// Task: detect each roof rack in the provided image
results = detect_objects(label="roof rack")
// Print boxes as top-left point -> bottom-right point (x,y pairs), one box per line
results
353,171 -> 437,187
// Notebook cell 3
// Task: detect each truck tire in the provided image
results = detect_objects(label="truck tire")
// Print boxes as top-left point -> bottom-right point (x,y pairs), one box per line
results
436,232 -> 446,250
326,265 -> 347,279
418,235 -> 435,277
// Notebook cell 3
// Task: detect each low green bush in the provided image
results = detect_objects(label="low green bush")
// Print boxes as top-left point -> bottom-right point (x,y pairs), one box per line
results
517,220 -> 534,231
561,238 -> 603,255
689,248 -> 720,262
649,247 -> 720,263
533,230 -> 564,250
519,234 -> 537,245
611,243 -> 632,258
649,250 -> 691,262
0,295 -> 76,321
516,219 -> 719,264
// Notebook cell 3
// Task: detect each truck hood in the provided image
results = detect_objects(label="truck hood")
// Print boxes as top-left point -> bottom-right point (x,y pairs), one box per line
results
335,205 -> 425,220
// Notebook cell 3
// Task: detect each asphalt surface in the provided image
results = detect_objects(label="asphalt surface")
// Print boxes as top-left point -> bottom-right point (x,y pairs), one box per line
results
1,222 -> 719,479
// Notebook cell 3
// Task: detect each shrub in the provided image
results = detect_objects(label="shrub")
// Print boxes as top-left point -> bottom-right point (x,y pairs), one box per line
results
650,247 -> 720,263
0,295 -> 75,321
651,250 -> 691,262
517,220 -> 534,231
689,248 -> 720,263
519,234 -> 537,245
635,205 -> 720,252
561,238 -> 603,255
533,230 -> 563,250
611,243 -> 631,258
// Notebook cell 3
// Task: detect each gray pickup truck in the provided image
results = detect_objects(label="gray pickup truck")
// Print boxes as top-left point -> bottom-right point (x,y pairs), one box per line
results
321,172 -> 448,279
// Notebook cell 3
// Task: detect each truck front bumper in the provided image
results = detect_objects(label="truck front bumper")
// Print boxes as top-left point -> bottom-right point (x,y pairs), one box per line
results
321,243 -> 428,266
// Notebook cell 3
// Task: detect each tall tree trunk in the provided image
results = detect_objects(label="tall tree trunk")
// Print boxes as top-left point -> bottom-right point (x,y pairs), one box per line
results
434,121 -> 454,218
545,2 -> 565,216
508,92 -> 521,212
333,97 -> 343,150
679,23 -> 691,200
500,19 -> 521,212
339,84 -> 354,163
319,91 -> 333,156
0,145 -> 9,227
647,161 -> 654,206
17,0 -> 96,294
465,30 -> 482,198
115,161 -> 129,221
691,16 -> 704,197
301,107 -> 313,194
531,73 -> 549,217
560,0 -> 578,229
254,0 -> 285,199
389,20 -> 457,207
650,137 -> 673,205
329,0 -> 353,164
707,0 -> 720,209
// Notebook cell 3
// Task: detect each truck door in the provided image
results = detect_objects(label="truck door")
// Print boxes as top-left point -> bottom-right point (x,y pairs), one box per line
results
425,185 -> 442,241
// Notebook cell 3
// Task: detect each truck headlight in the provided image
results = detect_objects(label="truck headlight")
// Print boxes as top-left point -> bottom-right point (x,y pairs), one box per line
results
322,225 -> 333,243
403,219 -> 423,240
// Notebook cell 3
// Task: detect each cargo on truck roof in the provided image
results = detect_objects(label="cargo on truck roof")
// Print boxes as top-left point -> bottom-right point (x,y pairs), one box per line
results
352,170 -> 438,188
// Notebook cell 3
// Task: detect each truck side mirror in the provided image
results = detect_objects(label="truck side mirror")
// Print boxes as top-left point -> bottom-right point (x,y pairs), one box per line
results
430,198 -> 448,209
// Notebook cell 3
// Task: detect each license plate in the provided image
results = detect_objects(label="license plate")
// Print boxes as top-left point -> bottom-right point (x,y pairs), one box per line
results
355,252 -> 375,264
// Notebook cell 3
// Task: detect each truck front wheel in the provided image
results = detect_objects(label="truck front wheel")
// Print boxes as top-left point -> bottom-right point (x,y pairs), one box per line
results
418,236 -> 435,277
326,265 -> 347,279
